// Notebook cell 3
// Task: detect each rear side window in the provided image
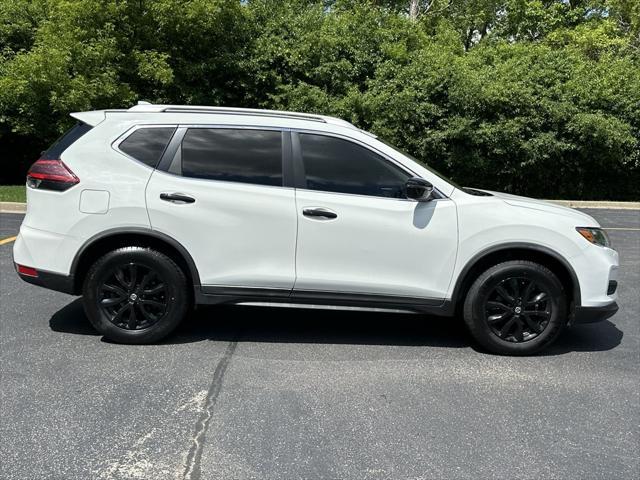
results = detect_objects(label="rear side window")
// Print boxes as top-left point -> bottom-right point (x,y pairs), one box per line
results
42,122 -> 92,159
119,127 -> 176,167
299,133 -> 410,198
181,128 -> 282,186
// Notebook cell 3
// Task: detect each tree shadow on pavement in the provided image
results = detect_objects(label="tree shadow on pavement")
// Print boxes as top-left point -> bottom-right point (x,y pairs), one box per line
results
49,298 -> 623,354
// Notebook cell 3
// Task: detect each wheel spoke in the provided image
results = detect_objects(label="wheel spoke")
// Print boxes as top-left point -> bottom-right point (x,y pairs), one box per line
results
102,283 -> 127,297
512,318 -> 524,341
114,268 -> 128,289
143,283 -> 165,295
498,316 -> 517,338
522,314 -> 543,333
527,292 -> 547,306
139,272 -> 154,291
523,308 -> 551,319
140,298 -> 165,309
521,280 -> 535,303
112,303 -> 130,322
495,285 -> 515,305
128,264 -> 137,289
487,300 -> 512,312
487,311 -> 511,323
127,305 -> 137,329
100,296 -> 125,307
509,278 -> 520,298
139,303 -> 157,322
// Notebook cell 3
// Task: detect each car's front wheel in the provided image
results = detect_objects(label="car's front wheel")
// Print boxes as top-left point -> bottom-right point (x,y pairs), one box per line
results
82,247 -> 189,344
463,260 -> 567,355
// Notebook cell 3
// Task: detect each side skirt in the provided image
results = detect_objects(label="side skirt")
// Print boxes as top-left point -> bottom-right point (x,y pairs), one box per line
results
195,286 -> 455,316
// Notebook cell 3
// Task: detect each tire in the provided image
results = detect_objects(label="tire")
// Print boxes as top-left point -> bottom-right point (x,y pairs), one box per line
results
82,247 -> 189,344
463,260 -> 567,355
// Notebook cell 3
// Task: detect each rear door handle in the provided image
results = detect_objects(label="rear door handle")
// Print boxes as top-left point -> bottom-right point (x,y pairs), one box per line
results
160,193 -> 195,204
302,207 -> 337,220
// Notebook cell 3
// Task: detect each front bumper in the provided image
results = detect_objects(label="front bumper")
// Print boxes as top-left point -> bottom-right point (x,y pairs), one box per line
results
572,302 -> 619,325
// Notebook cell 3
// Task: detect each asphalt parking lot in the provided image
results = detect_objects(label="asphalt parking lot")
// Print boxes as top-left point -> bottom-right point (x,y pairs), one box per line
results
1,209 -> 638,480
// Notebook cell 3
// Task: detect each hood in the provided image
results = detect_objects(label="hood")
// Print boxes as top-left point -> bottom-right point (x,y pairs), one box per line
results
475,189 -> 599,226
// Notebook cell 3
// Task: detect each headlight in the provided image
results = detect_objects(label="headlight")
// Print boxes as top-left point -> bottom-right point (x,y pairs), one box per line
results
576,227 -> 611,248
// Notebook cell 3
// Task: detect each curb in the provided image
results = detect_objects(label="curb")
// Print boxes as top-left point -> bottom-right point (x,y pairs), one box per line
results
0,202 -> 26,214
1,200 -> 639,214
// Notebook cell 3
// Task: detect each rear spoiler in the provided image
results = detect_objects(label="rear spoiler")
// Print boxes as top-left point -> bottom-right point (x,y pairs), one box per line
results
70,110 -> 107,126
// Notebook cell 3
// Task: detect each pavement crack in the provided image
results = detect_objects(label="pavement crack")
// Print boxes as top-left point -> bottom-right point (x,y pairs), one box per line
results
182,340 -> 238,480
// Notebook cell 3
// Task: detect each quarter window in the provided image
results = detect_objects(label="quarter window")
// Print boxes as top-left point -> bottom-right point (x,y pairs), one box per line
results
299,133 -> 410,198
181,129 -> 282,186
42,122 -> 93,160
119,127 -> 176,167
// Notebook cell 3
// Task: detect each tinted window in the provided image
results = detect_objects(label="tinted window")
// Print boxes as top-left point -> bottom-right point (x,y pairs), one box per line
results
181,129 -> 282,186
42,122 -> 92,159
119,127 -> 175,167
299,134 -> 410,198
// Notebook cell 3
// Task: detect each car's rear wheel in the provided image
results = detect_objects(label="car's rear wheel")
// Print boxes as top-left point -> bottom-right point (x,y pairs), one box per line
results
463,260 -> 567,355
83,247 -> 189,344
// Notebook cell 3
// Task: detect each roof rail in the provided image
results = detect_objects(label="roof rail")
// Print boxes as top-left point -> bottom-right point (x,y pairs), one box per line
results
128,103 -> 327,123
126,103 -> 361,130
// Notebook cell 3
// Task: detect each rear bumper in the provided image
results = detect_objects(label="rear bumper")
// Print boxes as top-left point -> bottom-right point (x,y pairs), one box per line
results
572,302 -> 619,325
15,265 -> 76,295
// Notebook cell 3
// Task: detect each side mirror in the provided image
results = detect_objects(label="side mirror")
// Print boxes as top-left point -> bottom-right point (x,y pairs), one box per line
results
405,177 -> 433,202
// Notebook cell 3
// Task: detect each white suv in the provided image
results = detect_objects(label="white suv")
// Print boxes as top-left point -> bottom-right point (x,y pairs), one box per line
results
13,103 -> 619,354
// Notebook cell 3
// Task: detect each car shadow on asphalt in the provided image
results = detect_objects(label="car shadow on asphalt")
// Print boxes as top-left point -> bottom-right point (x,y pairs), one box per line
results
49,298 -> 624,355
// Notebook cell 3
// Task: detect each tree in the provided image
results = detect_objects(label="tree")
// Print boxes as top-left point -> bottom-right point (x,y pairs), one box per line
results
0,0 -> 638,198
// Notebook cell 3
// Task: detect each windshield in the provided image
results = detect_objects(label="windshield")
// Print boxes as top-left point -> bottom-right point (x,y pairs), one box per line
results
377,138 -> 464,191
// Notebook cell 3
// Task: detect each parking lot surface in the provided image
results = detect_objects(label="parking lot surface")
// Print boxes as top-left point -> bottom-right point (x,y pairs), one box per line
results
1,209 -> 638,479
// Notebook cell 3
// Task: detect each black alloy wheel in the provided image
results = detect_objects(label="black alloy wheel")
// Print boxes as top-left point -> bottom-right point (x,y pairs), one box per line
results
463,260 -> 567,355
98,262 -> 168,331
83,247 -> 189,344
484,277 -> 551,343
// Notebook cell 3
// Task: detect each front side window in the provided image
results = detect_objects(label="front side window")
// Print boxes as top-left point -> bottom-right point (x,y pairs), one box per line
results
119,127 -> 176,167
181,128 -> 282,186
299,133 -> 410,198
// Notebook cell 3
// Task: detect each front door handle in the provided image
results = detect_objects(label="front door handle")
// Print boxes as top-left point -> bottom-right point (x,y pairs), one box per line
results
302,207 -> 337,220
160,192 -> 196,204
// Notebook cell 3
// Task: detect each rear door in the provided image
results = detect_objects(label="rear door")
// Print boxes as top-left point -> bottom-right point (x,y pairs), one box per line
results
145,126 -> 297,292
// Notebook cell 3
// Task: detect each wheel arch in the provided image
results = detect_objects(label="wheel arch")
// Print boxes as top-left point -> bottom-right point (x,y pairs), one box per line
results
71,228 -> 201,295
451,243 -> 581,314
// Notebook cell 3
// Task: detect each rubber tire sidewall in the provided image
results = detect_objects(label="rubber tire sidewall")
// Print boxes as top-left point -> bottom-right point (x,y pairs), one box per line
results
83,247 -> 189,344
463,260 -> 567,356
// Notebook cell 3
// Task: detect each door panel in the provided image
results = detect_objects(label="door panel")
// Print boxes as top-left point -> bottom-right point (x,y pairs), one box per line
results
146,170 -> 297,288
293,191 -> 458,299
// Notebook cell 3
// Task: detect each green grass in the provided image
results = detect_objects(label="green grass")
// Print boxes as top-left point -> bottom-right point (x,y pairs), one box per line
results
0,185 -> 26,203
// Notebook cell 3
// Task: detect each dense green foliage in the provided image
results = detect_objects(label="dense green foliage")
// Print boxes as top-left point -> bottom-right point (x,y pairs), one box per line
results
1,0 -> 638,199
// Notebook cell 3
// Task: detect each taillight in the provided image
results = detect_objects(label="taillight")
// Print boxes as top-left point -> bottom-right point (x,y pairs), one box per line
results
27,159 -> 79,191
16,264 -> 38,277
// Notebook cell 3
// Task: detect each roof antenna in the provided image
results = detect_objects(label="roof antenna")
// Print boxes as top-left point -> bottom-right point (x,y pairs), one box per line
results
137,100 -> 152,105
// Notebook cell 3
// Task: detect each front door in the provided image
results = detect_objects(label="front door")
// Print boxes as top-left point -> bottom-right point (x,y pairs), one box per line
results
292,132 -> 458,301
